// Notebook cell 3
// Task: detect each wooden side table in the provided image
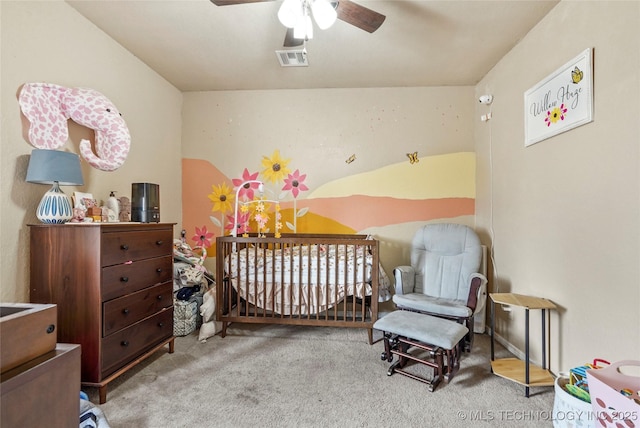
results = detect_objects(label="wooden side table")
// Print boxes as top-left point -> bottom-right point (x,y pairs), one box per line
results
490,293 -> 556,397
1,343 -> 81,428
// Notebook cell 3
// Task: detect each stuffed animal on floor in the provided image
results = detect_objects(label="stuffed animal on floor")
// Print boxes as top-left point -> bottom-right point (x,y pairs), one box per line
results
18,82 -> 131,172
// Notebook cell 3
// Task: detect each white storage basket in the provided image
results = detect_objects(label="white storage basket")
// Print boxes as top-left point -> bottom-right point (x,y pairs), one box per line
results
553,376 -> 596,428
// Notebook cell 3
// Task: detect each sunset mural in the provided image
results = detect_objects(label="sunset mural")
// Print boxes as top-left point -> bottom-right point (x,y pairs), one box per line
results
181,151 -> 476,264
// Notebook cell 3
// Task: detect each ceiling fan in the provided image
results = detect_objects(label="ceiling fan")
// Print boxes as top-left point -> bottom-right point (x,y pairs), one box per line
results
210,0 -> 386,47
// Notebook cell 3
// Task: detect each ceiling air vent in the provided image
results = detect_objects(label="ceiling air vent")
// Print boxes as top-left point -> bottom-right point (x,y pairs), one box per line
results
276,49 -> 309,67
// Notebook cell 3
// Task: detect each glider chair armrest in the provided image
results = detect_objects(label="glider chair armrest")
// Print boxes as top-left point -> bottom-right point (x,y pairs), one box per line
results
466,273 -> 488,314
393,266 -> 416,296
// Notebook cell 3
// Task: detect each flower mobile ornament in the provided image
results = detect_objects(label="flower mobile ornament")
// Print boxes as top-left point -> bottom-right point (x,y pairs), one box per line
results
254,198 -> 269,238
231,178 -> 283,238
274,201 -> 282,238
230,149 -> 294,238
240,204 -> 250,237
231,169 -> 263,237
232,179 -> 264,237
254,198 -> 282,238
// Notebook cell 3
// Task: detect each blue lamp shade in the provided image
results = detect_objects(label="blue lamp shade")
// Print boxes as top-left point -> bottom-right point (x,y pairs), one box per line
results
26,149 -> 84,224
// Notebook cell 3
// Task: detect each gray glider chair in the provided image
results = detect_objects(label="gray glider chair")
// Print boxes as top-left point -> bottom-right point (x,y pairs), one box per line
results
393,223 -> 488,351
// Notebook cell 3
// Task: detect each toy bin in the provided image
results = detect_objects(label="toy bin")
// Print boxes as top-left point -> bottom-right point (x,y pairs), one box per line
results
586,360 -> 640,428
553,376 -> 596,428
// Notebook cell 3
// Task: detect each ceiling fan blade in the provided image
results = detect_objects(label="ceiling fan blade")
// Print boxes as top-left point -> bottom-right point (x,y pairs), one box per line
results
210,0 -> 274,6
210,0 -> 386,34
335,0 -> 386,33
283,28 -> 304,47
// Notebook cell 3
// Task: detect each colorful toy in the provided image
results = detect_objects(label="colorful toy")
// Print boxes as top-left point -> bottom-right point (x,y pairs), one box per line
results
567,358 -> 610,402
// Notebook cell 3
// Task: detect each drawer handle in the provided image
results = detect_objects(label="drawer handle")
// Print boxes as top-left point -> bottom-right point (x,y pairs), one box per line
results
156,295 -> 163,301
122,308 -> 130,315
46,324 -> 55,334
121,340 -> 129,347
156,268 -> 162,273
155,240 -> 163,246
120,244 -> 129,251
120,276 -> 129,283
158,322 -> 164,328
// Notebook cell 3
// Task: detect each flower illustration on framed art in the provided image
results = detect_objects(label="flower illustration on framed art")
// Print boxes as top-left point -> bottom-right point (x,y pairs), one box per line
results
544,103 -> 568,127
524,48 -> 593,146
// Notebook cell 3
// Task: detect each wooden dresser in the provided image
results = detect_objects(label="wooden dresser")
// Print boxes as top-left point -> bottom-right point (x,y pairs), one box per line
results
29,222 -> 175,403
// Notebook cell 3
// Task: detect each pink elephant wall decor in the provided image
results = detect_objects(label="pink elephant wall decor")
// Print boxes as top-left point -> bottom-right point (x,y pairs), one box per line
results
18,82 -> 131,171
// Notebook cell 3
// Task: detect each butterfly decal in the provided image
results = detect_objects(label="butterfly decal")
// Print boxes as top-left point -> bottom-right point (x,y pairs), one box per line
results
571,66 -> 583,84
407,152 -> 419,164
345,154 -> 356,164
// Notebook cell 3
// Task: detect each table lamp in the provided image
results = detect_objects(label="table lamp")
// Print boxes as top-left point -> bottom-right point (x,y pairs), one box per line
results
26,149 -> 84,224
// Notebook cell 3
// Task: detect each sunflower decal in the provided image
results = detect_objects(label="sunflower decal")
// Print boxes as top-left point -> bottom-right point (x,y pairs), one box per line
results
208,182 -> 234,213
261,150 -> 291,184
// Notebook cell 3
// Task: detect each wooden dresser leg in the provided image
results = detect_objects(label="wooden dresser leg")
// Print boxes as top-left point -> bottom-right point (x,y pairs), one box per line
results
367,328 -> 373,345
99,385 -> 107,404
169,337 -> 175,354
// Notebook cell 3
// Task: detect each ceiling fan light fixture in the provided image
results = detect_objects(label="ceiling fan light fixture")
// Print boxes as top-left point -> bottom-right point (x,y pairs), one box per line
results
277,0 -> 303,28
311,0 -> 337,30
278,0 -> 337,40
293,14 -> 313,40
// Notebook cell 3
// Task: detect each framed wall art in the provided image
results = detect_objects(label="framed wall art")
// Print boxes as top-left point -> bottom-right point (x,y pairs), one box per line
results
524,48 -> 593,147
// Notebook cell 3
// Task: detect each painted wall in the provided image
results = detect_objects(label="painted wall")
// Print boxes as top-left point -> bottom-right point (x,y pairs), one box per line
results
181,87 -> 477,276
7,0 -> 636,377
0,1 -> 183,302
475,1 -> 640,370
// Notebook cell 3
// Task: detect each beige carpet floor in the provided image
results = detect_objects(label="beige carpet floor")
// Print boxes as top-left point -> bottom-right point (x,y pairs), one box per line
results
87,325 -> 556,427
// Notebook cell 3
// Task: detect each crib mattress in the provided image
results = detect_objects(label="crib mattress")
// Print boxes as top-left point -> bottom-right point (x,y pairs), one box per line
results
226,244 -> 391,315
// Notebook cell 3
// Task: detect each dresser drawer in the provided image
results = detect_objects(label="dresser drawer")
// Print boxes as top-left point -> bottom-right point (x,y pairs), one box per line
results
101,308 -> 173,376
103,281 -> 173,337
101,229 -> 172,267
102,256 -> 172,301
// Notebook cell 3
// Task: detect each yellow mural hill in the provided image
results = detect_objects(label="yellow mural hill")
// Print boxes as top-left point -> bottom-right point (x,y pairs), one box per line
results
281,209 -> 356,235
307,152 -> 476,200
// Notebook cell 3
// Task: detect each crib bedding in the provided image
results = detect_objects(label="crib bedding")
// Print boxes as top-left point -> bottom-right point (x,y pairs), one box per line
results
226,243 -> 391,315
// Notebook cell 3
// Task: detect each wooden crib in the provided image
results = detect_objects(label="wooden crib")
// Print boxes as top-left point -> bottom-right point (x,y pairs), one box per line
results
215,234 -> 386,344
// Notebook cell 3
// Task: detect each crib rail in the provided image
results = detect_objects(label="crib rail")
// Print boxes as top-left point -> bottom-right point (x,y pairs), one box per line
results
216,234 -> 379,343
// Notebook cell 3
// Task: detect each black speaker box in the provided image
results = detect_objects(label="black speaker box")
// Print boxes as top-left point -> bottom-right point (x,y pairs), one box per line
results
131,183 -> 160,223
